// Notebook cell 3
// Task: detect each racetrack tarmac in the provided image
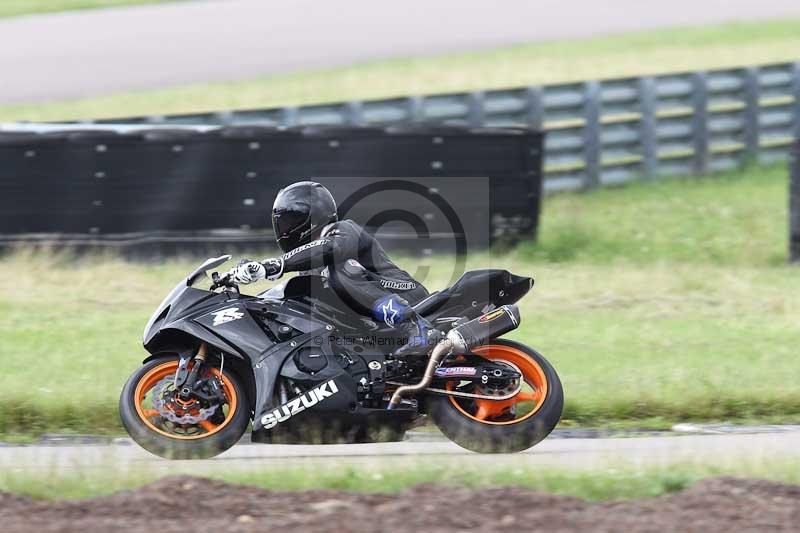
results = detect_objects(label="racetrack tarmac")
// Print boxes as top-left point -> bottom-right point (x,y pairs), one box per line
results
2,427 -> 798,476
2,0 -> 800,104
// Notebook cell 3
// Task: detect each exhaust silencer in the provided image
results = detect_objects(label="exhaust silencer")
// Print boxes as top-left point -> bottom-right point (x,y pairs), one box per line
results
387,305 -> 521,409
446,304 -> 521,353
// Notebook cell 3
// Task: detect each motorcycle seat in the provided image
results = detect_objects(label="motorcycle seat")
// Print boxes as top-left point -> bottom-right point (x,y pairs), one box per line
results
412,269 -> 533,320
412,290 -> 448,316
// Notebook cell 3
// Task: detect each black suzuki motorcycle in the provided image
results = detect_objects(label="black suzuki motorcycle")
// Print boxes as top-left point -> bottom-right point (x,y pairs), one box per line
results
120,255 -> 563,458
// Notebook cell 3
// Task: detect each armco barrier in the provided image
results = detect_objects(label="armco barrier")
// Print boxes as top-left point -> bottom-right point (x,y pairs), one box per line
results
791,140 -> 800,264
0,125 -> 543,255
84,61 -> 800,192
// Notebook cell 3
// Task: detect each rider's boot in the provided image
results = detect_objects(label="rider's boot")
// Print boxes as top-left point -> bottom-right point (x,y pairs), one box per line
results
392,312 -> 444,358
371,295 -> 443,357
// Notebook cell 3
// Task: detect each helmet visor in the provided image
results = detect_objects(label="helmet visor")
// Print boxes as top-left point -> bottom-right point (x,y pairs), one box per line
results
272,205 -> 311,252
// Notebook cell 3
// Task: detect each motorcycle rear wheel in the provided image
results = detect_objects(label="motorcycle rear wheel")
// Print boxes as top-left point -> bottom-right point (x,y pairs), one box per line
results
428,339 -> 563,453
119,356 -> 249,459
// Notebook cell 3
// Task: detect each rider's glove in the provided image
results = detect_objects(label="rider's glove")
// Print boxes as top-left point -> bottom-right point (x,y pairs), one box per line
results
230,259 -> 266,285
263,257 -> 284,281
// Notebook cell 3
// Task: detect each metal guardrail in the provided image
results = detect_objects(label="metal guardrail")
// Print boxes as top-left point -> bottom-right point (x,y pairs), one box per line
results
84,61 -> 800,192
791,141 -> 800,264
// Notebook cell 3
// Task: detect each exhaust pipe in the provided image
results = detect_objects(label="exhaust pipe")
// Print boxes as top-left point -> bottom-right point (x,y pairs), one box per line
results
388,305 -> 521,409
446,304 -> 520,353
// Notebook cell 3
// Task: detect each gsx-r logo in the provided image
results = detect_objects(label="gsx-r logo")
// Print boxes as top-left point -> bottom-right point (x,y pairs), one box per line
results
211,307 -> 244,327
261,380 -> 339,429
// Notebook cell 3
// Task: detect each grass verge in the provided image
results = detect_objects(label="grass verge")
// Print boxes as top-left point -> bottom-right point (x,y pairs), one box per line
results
2,19 -> 800,121
0,164 -> 798,435
2,460 -> 799,500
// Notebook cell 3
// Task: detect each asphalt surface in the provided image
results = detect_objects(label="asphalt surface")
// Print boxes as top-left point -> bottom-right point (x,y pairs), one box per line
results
2,427 -> 798,476
2,0 -> 800,104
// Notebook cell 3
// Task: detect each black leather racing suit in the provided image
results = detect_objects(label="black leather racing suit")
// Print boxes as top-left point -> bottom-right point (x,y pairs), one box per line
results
277,219 -> 429,326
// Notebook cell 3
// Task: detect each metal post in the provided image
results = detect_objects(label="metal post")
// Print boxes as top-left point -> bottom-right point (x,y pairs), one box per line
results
214,110 -> 234,126
791,145 -> 800,263
691,71 -> 710,175
345,101 -> 364,126
793,62 -> 800,140
639,77 -> 658,180
524,86 -> 545,199
743,67 -> 761,162
583,80 -> 601,188
281,106 -> 298,127
525,86 -> 544,131
467,91 -> 485,128
407,95 -> 424,123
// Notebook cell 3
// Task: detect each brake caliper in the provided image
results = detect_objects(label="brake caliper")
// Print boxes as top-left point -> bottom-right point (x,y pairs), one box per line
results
152,376 -> 219,425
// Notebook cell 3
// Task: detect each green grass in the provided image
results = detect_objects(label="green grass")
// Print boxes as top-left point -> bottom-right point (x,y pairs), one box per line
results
2,19 -> 800,121
1,163 -> 798,436
513,164 -> 800,424
0,0 -> 176,19
526,164 -> 788,266
2,460 -> 799,501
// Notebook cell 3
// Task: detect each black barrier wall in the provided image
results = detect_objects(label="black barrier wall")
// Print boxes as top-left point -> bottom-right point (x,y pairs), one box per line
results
0,126 -> 543,255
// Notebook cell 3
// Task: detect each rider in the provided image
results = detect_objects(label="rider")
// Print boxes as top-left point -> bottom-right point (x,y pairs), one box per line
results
228,181 -> 439,357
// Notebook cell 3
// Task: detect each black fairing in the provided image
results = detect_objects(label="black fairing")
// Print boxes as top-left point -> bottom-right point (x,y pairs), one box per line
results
414,269 -> 533,322
143,287 -> 244,355
141,259 -> 533,443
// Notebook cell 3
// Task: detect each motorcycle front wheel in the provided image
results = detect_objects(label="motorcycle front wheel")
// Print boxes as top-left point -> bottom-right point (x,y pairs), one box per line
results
119,356 -> 249,459
427,339 -> 563,453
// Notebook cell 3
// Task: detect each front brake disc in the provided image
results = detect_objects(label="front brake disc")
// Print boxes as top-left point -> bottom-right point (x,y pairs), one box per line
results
151,376 -> 219,425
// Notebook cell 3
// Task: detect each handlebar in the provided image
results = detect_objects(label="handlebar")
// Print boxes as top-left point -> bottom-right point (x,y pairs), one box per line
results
210,271 -> 237,290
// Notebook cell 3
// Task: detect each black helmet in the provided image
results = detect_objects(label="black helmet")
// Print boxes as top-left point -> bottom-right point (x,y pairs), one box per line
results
272,181 -> 338,253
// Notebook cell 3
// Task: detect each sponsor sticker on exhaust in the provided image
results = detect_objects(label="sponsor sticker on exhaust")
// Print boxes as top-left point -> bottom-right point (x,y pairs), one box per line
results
260,380 -> 339,430
478,308 -> 506,324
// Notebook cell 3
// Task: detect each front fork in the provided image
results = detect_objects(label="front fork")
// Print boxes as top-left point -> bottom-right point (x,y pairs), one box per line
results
174,343 -> 214,401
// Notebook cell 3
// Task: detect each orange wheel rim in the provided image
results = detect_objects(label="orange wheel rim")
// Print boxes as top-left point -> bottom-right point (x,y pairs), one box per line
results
134,361 -> 238,440
448,344 -> 548,426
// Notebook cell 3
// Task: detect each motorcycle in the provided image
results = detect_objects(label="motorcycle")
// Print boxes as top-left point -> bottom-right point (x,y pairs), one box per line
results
120,255 -> 563,458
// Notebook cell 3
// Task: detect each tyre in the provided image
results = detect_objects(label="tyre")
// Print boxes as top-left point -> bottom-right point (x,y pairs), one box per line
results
119,356 -> 250,459
428,339 -> 563,453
